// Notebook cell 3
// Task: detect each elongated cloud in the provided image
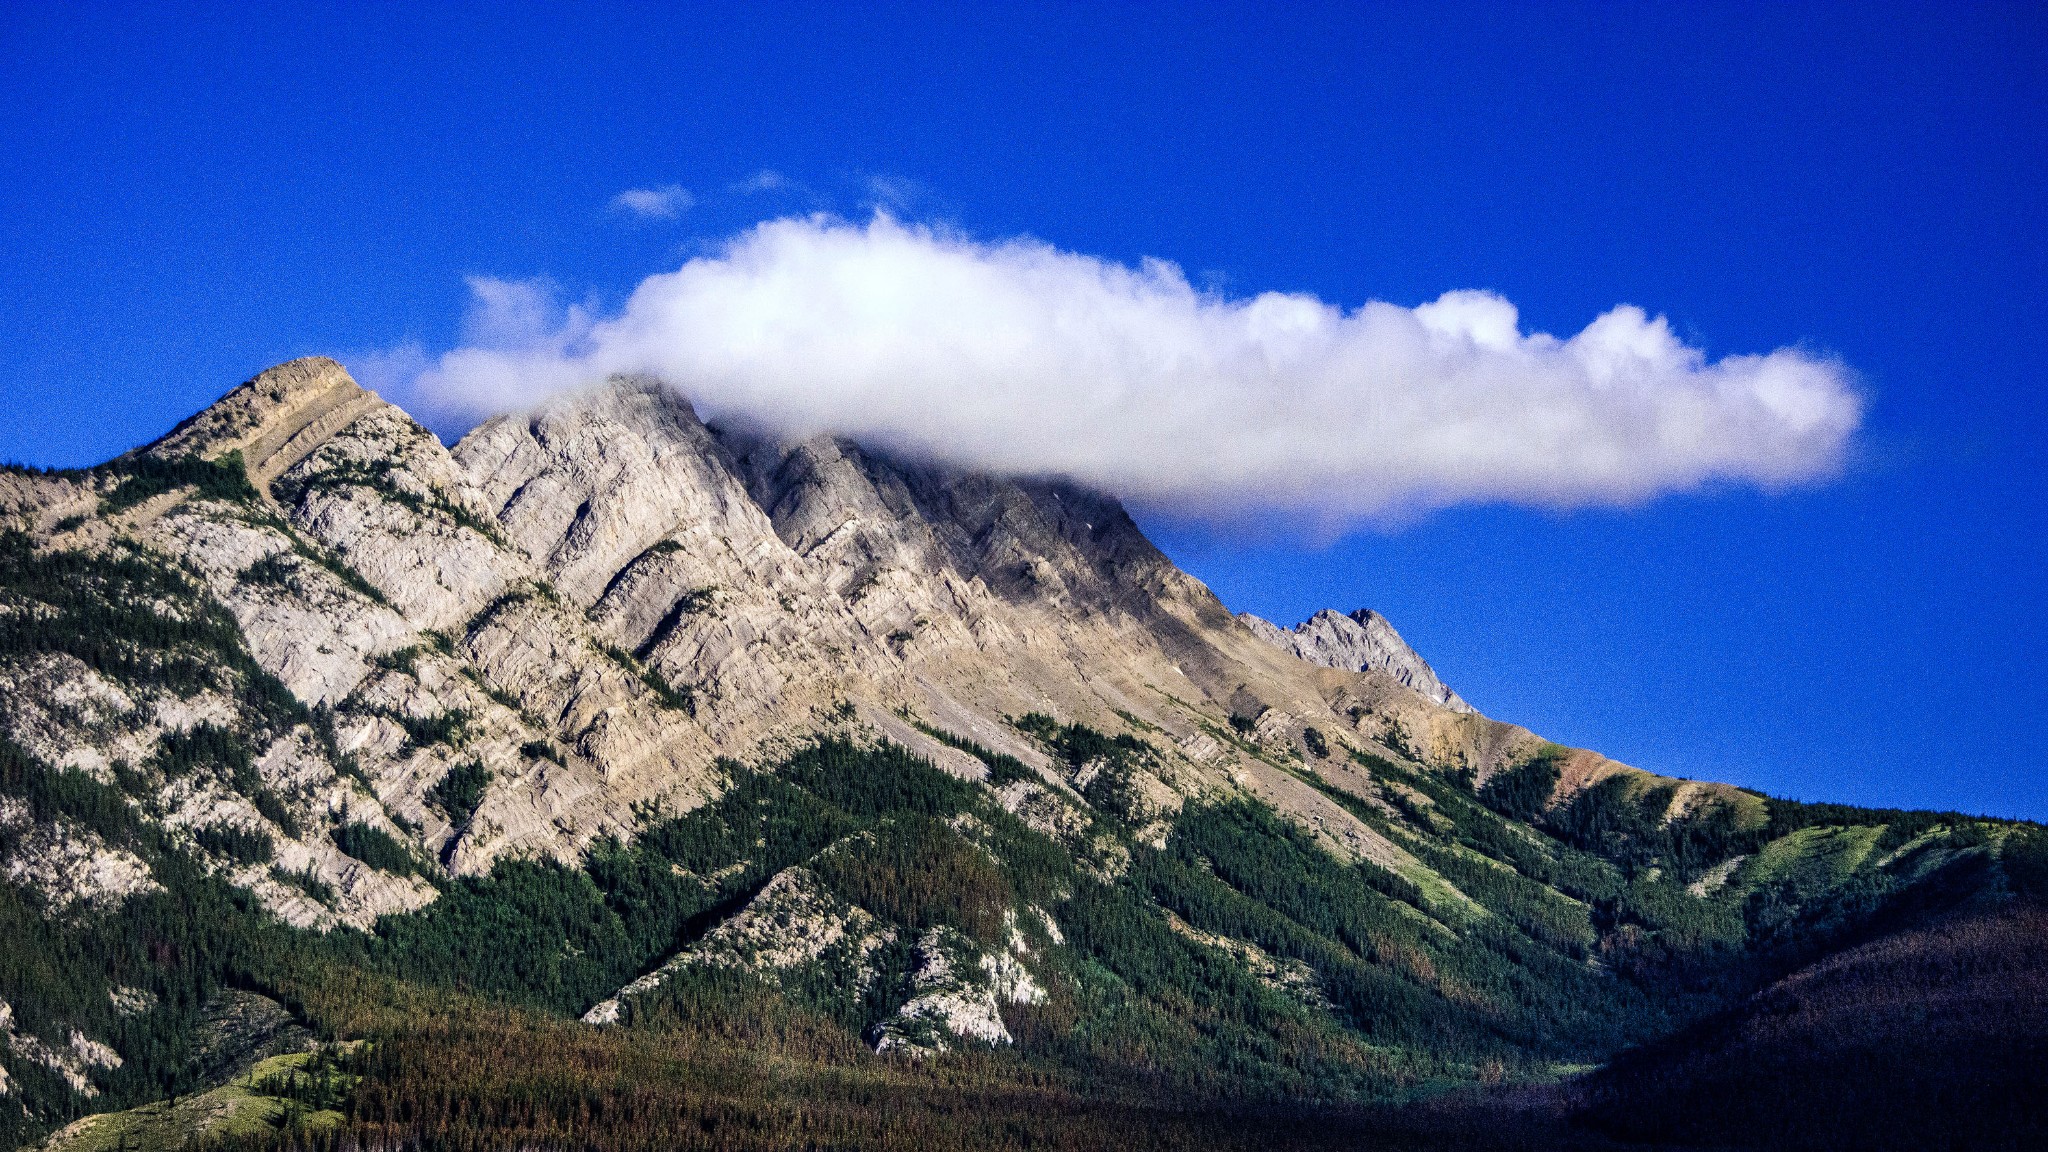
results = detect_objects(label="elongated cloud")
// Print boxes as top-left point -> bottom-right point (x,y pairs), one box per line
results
408,215 -> 1860,521
610,185 -> 693,218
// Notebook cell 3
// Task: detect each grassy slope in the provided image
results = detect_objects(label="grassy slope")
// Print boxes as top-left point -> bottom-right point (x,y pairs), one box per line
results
36,1051 -> 350,1152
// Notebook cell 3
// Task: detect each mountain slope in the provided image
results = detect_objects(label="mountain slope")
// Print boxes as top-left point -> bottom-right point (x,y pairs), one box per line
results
0,358 -> 2038,1150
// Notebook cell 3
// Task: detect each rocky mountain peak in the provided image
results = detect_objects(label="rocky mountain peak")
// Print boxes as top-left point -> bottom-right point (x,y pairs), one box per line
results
144,356 -> 384,489
8,358 -> 1524,914
706,420 -> 1200,623
1240,607 -> 1472,712
0,358 -> 1744,1059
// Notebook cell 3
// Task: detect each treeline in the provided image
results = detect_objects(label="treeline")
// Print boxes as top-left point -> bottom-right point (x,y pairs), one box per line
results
0,529 -> 308,740
0,530 -> 328,1145
99,451 -> 260,514
0,721 -> 1663,1142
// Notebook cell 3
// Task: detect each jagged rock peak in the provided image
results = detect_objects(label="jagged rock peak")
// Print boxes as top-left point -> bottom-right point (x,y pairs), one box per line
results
1240,607 -> 1472,712
459,373 -> 1218,627
144,356 -> 389,488
712,422 -> 1193,615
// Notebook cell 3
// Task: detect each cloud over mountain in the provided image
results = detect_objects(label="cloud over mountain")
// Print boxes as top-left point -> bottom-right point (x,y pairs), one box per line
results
404,215 -> 1861,522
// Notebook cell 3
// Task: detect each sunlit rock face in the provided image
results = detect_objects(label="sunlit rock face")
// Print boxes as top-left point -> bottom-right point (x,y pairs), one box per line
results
0,359 -> 1550,908
1239,607 -> 1471,712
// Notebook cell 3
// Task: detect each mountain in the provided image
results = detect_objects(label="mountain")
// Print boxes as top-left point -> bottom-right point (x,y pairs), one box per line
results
0,357 -> 2039,1151
1239,609 -> 1471,712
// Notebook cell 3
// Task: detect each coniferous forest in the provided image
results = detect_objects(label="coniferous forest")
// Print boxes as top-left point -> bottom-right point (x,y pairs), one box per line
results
6,711 -> 2045,1150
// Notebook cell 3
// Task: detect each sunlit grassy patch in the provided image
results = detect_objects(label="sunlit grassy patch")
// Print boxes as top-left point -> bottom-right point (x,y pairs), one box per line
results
39,1050 -> 354,1152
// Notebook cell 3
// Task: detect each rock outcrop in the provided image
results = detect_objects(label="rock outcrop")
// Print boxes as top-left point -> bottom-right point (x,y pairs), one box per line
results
871,926 -> 1044,1054
582,866 -> 897,1027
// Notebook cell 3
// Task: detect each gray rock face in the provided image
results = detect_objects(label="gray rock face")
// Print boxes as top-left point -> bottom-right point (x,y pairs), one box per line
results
871,925 -> 1043,1055
1239,608 -> 1472,712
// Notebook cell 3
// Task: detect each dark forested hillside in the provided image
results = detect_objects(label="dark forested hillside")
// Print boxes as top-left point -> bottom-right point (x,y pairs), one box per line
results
6,722 -> 2040,1150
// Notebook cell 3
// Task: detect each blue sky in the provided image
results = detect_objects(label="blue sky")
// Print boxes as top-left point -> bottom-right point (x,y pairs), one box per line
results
2,3 -> 2043,818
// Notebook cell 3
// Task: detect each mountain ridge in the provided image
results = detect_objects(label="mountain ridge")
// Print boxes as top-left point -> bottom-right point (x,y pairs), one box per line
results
0,356 -> 2038,1150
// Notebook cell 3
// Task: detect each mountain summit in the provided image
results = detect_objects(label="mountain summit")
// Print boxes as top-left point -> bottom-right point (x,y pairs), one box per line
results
0,358 -> 2039,1151
1241,608 -> 1471,712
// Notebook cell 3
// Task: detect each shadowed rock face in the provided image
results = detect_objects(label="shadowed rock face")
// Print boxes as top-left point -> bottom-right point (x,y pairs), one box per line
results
1239,608 -> 1472,712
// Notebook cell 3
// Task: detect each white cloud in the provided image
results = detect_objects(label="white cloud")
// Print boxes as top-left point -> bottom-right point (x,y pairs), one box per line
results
404,215 -> 1862,523
729,170 -> 792,194
861,173 -> 929,212
609,184 -> 693,218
